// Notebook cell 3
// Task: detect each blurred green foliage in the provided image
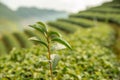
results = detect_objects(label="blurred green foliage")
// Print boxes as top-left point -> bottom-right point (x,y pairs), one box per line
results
0,25 -> 119,79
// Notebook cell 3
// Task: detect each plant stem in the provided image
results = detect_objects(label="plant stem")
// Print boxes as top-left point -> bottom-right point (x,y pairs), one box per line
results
47,36 -> 54,80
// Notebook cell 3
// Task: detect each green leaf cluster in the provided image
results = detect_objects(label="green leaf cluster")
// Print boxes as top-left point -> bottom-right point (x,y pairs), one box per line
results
29,21 -> 72,50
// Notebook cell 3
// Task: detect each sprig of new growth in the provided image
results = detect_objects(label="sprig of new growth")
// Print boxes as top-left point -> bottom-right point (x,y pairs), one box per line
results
29,22 -> 72,80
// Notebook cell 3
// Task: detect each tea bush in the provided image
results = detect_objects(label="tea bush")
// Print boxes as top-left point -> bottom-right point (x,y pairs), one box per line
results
88,7 -> 120,14
70,12 -> 120,25
48,21 -> 79,33
13,32 -> 33,48
2,33 -> 21,52
58,18 -> 94,27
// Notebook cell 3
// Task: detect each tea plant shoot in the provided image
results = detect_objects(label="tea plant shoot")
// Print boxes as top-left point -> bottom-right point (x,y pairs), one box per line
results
29,22 -> 72,80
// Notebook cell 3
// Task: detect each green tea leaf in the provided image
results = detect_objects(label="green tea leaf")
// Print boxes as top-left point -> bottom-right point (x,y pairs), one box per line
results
51,37 -> 72,50
29,25 -> 44,34
48,31 -> 61,38
37,21 -> 48,32
29,37 -> 48,48
51,54 -> 60,70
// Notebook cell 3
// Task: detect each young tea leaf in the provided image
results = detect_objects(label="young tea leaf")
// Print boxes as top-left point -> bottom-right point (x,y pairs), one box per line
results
29,37 -> 48,48
29,25 -> 45,34
37,21 -> 48,33
51,54 -> 60,70
48,31 -> 62,38
51,37 -> 72,50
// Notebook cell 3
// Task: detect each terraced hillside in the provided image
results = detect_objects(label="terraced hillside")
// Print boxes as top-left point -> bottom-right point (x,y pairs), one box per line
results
0,0 -> 120,79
